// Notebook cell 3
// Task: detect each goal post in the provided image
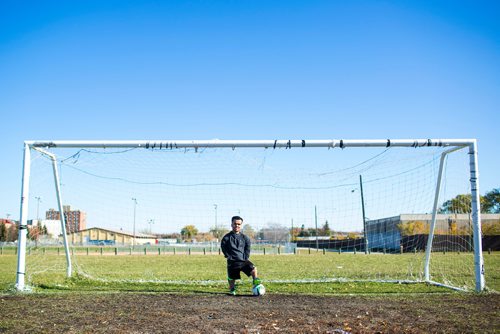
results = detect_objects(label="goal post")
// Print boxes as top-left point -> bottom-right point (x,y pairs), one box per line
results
15,139 -> 485,292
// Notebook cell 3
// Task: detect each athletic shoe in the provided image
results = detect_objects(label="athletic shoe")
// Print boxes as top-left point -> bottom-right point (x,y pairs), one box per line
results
229,288 -> 236,296
252,278 -> 262,287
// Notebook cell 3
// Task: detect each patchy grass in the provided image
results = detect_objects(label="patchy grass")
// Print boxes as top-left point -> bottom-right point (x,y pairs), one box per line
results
1,251 -> 498,293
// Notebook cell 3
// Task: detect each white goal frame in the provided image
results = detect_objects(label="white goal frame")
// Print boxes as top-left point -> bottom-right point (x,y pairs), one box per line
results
15,139 -> 485,292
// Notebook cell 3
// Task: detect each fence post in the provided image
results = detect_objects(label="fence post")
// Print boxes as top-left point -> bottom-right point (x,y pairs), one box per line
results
100,247 -> 103,255
263,247 -> 266,255
86,247 -> 89,256
158,248 -> 161,255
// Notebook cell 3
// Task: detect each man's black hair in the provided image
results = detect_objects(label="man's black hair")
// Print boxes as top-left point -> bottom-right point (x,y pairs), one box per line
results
231,216 -> 244,223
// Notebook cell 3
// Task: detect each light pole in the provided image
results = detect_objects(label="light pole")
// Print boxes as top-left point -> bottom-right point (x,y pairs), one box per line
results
132,198 -> 138,247
35,196 -> 42,221
214,204 -> 218,242
148,219 -> 155,234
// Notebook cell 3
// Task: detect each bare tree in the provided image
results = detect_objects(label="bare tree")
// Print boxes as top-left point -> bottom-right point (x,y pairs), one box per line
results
259,223 -> 289,244
242,224 -> 256,240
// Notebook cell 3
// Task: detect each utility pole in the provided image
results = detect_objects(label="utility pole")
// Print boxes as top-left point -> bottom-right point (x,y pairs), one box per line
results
35,196 -> 42,221
359,175 -> 369,254
214,204 -> 218,242
132,198 -> 138,247
315,206 -> 319,250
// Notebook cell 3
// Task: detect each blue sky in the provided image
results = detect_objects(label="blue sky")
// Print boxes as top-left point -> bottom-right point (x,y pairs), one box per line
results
1,0 -> 499,224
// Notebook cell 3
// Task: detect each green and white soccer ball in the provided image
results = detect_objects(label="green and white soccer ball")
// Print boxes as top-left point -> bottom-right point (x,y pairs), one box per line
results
252,284 -> 266,296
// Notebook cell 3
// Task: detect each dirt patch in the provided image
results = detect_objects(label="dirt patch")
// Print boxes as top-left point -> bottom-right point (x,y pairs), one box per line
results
1,292 -> 499,333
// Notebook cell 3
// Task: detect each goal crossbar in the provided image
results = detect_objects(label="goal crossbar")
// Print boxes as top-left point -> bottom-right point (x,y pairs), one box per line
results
26,138 -> 474,149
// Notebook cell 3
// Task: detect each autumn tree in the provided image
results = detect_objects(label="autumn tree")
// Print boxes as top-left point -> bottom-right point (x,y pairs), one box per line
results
7,223 -> 18,242
0,223 -> 6,242
397,221 -> 429,236
482,221 -> 500,235
321,220 -> 331,236
439,188 -> 500,214
209,226 -> 229,241
482,188 -> 500,213
298,224 -> 309,237
180,225 -> 198,241
290,227 -> 301,241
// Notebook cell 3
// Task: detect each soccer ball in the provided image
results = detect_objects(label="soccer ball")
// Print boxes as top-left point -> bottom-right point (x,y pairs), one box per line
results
252,284 -> 266,296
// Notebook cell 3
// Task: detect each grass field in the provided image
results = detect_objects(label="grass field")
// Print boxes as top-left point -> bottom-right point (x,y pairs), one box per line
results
0,249 -> 498,293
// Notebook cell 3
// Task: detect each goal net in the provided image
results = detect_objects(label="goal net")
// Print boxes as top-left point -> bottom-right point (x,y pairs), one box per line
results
16,139 -> 484,292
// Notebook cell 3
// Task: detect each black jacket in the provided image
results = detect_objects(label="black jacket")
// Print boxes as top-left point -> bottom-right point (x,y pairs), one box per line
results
220,231 -> 251,262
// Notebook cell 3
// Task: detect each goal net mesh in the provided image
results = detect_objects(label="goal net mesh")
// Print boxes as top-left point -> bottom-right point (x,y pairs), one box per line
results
23,144 -> 476,290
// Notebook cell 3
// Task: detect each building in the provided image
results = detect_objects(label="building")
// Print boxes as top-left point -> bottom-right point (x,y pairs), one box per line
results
46,205 -> 86,233
28,219 -> 62,239
63,227 -> 157,246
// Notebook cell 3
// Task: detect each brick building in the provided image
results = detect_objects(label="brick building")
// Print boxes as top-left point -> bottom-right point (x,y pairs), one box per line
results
46,205 -> 86,233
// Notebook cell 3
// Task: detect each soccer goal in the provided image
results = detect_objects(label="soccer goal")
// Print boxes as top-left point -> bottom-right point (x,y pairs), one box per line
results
15,139 -> 485,292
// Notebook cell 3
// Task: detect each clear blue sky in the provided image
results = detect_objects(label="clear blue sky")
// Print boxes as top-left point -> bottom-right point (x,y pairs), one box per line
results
1,0 -> 499,223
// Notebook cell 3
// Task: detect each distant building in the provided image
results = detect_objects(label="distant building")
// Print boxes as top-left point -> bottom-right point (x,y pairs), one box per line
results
365,213 -> 500,251
46,205 -> 86,233
63,227 -> 157,246
28,219 -> 62,239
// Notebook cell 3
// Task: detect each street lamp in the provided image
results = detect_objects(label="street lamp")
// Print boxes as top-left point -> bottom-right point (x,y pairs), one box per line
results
35,196 -> 42,221
148,219 -> 155,234
314,206 -> 319,250
132,198 -> 138,247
